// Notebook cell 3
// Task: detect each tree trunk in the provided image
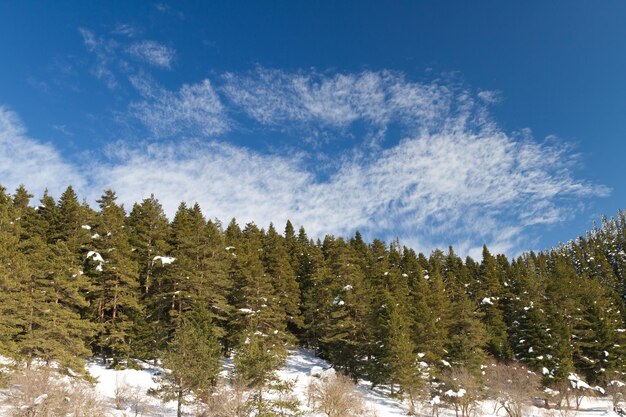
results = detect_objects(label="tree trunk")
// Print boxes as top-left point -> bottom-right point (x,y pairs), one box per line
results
177,387 -> 183,417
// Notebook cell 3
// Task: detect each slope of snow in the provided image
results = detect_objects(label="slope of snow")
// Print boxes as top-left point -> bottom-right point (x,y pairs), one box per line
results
86,359 -> 178,416
1,352 -> 622,417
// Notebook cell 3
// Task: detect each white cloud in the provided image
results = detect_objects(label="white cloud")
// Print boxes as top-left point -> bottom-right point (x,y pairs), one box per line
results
0,106 -> 84,198
78,28 -> 118,89
84,125 -> 607,256
127,40 -> 175,69
0,65 -> 611,256
222,68 -> 451,134
111,24 -> 141,38
89,141 -> 311,223
477,90 -> 502,104
129,76 -> 228,137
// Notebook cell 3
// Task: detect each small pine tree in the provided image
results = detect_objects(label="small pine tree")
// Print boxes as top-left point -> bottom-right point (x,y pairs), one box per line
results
159,306 -> 222,417
386,303 -> 424,414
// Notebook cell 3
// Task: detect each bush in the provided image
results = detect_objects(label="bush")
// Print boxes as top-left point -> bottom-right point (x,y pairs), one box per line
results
440,367 -> 481,417
202,380 -> 252,417
114,375 -> 152,416
483,361 -> 541,417
607,380 -> 626,411
307,372 -> 376,417
3,366 -> 108,417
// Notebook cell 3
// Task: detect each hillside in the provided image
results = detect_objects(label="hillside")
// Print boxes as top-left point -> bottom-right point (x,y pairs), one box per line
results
0,186 -> 626,416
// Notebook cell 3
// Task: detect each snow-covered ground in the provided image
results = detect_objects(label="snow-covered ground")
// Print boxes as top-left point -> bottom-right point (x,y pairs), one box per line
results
1,350 -> 623,416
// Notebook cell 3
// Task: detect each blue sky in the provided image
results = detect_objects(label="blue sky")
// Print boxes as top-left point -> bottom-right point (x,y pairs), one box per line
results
0,1 -> 624,258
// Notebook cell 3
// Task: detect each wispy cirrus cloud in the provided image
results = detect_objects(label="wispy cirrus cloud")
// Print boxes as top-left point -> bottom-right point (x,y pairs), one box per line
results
79,28 -> 118,89
0,66 -> 611,257
128,75 -> 228,137
127,40 -> 175,69
83,123 -> 606,257
111,23 -> 141,38
221,68 -> 452,136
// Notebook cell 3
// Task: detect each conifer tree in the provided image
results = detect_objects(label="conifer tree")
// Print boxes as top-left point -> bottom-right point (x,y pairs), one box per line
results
412,256 -> 451,367
160,306 -> 222,417
478,246 -> 510,359
57,185 -> 94,257
0,187 -> 94,373
126,195 -> 171,358
263,223 -> 302,334
445,288 -> 486,372
16,235 -> 93,373
508,256 -> 552,372
295,230 -> 328,347
385,302 -> 423,414
88,190 -> 141,363
127,195 -> 170,295
318,237 -> 370,377
573,277 -> 626,383
163,203 -> 231,334
230,223 -> 289,357
0,186 -> 27,358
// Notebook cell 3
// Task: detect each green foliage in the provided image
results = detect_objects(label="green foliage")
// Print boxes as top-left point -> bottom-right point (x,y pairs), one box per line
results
159,306 -> 222,416
234,331 -> 284,391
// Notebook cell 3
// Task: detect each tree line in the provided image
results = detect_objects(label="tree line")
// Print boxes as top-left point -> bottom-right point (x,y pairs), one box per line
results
0,184 -> 625,410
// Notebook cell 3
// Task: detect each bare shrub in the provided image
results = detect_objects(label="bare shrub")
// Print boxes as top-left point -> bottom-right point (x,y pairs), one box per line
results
440,367 -> 481,417
483,361 -> 541,417
307,372 -> 376,417
202,380 -> 252,417
114,376 -> 130,410
114,375 -> 152,417
548,375 -> 601,411
607,381 -> 626,412
4,366 -> 108,417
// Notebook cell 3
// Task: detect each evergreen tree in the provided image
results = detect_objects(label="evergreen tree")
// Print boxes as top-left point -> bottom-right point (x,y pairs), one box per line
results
88,190 -> 141,363
229,223 -> 290,358
160,306 -> 222,417
412,256 -> 451,367
0,186 -> 27,358
295,230 -> 328,347
263,223 -> 302,334
385,302 -> 423,413
478,246 -> 510,359
445,288 -> 486,372
318,237 -> 371,377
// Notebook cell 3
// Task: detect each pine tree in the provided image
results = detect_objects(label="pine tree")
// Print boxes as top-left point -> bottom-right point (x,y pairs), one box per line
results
229,223 -> 290,359
160,306 -> 222,417
88,190 -> 141,363
262,223 -> 302,334
412,256 -> 451,367
126,195 -> 171,358
295,230 -> 328,348
445,289 -> 486,373
508,256 -> 552,372
573,277 -> 626,384
478,246 -> 510,359
318,237 -> 370,377
16,235 -> 93,373
0,186 -> 27,358
57,185 -> 94,257
160,203 -> 232,337
385,302 -> 423,413
0,187 -> 94,373
127,195 -> 170,295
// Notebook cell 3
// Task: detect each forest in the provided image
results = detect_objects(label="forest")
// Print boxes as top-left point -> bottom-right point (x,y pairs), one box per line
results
1,184 -> 625,415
